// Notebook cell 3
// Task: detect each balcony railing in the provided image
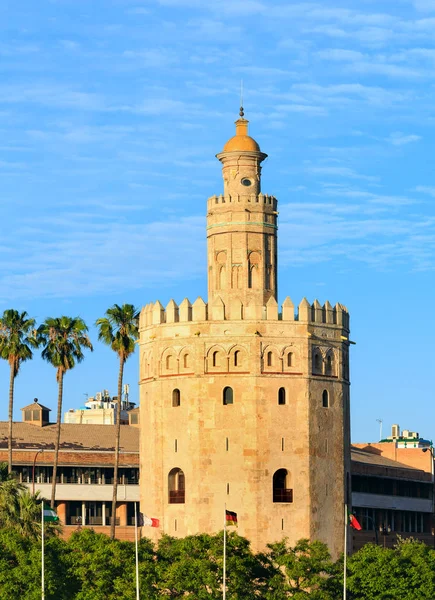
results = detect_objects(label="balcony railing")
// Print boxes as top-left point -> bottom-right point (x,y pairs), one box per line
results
67,516 -> 120,526
273,488 -> 293,503
169,490 -> 185,504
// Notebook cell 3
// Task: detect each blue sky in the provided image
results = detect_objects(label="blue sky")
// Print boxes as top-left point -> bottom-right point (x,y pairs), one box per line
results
1,0 -> 434,443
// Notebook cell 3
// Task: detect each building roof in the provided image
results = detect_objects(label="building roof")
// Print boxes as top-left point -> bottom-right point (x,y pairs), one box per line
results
21,400 -> 51,411
351,445 -> 431,481
222,117 -> 261,153
0,422 -> 139,453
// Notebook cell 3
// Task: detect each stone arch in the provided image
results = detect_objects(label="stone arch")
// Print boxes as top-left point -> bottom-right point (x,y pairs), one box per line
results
312,346 -> 324,375
272,469 -> 293,503
262,344 -> 281,371
231,265 -> 243,289
325,349 -> 335,377
216,251 -> 226,290
248,251 -> 261,289
161,347 -> 178,375
228,345 -> 248,371
178,346 -> 192,372
206,344 -> 227,372
281,345 -> 296,372
168,468 -> 185,504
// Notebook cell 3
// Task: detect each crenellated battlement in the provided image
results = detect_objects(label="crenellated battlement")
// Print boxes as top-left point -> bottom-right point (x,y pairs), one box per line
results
207,193 -> 277,211
139,296 -> 349,330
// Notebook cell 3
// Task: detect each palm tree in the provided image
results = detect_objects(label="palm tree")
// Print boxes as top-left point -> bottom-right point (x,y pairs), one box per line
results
0,466 -> 61,539
96,304 -> 139,539
0,309 -> 38,473
38,316 -> 93,508
0,461 -> 24,528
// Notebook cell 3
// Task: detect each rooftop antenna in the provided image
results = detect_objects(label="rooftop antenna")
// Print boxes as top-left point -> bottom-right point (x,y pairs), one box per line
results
239,79 -> 244,118
376,418 -> 383,441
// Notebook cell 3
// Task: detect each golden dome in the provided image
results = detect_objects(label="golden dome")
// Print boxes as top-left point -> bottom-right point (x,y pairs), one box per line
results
222,117 -> 261,153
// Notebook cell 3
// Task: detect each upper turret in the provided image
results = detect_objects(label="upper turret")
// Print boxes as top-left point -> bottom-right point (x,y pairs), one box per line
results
222,108 -> 262,153
207,109 -> 277,315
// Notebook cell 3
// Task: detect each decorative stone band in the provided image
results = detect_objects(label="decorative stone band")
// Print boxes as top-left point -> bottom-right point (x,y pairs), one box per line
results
206,221 -> 277,230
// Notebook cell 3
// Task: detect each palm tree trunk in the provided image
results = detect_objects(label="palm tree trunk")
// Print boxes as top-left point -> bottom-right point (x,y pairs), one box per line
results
110,356 -> 124,539
7,363 -> 15,474
51,370 -> 64,509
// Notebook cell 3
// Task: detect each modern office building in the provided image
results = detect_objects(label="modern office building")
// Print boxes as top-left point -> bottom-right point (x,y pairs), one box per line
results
1,399 -> 140,541
351,425 -> 434,550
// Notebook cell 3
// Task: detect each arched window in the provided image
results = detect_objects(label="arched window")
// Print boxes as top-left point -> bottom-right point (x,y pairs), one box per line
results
325,354 -> 333,376
166,355 -> 173,370
223,387 -> 233,405
278,388 -> 286,405
234,350 -> 240,367
183,354 -> 189,369
267,351 -> 273,367
213,351 -> 219,368
172,389 -> 181,407
273,469 -> 293,503
313,352 -> 321,372
168,468 -> 185,504
287,352 -> 293,367
322,389 -> 329,408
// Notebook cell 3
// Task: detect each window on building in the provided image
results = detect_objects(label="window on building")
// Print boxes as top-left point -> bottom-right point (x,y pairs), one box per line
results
325,354 -> 333,376
267,351 -> 273,367
322,390 -> 329,408
183,354 -> 189,369
234,350 -> 240,367
24,410 -> 32,421
287,352 -> 293,367
130,412 -> 139,424
166,355 -> 173,370
314,352 -> 321,372
273,469 -> 293,503
213,351 -> 219,367
168,468 -> 185,504
172,389 -> 181,407
278,388 -> 286,405
223,387 -> 233,405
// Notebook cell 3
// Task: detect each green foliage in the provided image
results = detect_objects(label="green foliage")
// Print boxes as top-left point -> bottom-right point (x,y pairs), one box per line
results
262,538 -> 336,599
0,309 -> 38,376
0,473 -> 61,540
67,528 -> 157,600
347,540 -> 435,600
38,316 -> 93,379
95,303 -> 139,363
0,529 -> 73,600
1,526 -> 435,599
156,531 -> 264,599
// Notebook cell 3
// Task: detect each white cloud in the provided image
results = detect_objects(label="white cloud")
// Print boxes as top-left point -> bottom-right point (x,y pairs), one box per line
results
413,0 -> 435,12
387,132 -> 422,145
305,166 -> 378,181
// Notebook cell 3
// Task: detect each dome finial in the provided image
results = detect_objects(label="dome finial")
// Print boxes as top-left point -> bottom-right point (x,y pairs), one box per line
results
239,79 -> 244,118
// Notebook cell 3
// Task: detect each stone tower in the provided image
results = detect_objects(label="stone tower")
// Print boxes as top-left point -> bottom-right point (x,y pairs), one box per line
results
139,111 -> 351,556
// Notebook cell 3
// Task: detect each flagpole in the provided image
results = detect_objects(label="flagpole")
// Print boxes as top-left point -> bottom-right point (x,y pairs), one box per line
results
41,503 -> 45,600
343,503 -> 347,600
223,504 -> 226,600
134,502 -> 140,600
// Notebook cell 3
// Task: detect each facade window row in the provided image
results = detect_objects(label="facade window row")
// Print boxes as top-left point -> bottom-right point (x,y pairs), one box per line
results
172,387 -> 329,407
266,351 -> 293,368
15,466 -> 139,485
167,468 -> 293,504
